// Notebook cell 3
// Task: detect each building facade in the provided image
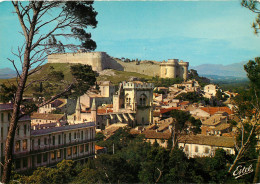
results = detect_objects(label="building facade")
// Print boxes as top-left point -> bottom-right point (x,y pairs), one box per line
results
178,135 -> 235,158
113,81 -> 154,126
0,103 -> 95,177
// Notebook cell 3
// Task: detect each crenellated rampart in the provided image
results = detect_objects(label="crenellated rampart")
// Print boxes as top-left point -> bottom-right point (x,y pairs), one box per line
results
47,52 -> 189,79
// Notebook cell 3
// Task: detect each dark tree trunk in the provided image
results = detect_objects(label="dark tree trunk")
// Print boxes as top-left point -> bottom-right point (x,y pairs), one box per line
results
1,50 -> 30,183
1,3 -> 40,182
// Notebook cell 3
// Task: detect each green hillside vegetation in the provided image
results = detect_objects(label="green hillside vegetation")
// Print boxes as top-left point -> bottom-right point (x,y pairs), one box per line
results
0,63 -> 154,96
97,70 -> 152,84
0,63 -> 75,97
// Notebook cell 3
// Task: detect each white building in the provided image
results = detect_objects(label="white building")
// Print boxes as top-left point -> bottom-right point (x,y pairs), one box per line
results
203,84 -> 219,98
178,135 -> 235,158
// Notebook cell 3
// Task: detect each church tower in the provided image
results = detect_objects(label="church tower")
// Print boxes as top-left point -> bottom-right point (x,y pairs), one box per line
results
91,99 -> 97,123
75,97 -> 81,122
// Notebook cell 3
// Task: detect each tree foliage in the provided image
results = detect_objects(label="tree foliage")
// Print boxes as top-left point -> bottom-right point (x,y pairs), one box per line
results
14,127 -> 256,183
242,0 -> 260,34
228,57 -> 260,182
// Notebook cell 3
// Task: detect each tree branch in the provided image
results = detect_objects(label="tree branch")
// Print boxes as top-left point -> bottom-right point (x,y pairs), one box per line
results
12,1 -> 29,42
7,58 -> 21,79
19,83 -> 73,118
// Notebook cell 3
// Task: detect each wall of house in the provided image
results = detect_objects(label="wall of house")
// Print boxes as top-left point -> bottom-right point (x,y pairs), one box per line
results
0,110 -> 31,175
146,138 -> 168,148
14,125 -> 95,174
178,143 -> 235,158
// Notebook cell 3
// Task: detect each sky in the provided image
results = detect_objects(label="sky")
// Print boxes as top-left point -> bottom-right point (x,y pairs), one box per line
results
0,1 -> 260,70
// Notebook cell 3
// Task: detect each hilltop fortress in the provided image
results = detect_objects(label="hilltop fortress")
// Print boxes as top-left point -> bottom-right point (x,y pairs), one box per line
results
48,51 -> 189,80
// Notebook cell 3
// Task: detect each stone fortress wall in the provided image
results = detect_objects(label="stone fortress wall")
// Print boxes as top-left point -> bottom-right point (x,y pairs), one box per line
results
47,52 -> 189,80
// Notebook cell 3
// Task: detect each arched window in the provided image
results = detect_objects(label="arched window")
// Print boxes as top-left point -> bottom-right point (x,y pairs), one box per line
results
139,94 -> 147,106
125,93 -> 129,104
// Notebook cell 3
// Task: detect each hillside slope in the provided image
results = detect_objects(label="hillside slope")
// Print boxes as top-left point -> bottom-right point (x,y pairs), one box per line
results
0,63 -> 152,96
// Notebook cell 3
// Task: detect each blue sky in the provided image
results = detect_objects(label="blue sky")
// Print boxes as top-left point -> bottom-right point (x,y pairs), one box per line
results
0,1 -> 259,70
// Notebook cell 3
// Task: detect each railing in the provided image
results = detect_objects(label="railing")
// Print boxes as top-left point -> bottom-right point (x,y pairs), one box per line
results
13,139 -> 96,158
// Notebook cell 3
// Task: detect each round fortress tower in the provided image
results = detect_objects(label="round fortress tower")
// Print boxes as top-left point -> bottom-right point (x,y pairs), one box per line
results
160,59 -> 189,80
178,60 -> 189,80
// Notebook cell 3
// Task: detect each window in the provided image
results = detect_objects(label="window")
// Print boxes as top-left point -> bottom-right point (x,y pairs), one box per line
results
22,139 -> 27,150
74,132 -> 76,139
1,113 -> 3,122
139,94 -> 147,106
51,151 -> 56,160
38,139 -> 40,146
15,159 -> 21,169
1,143 -> 3,156
73,146 -> 77,154
1,127 -> 3,138
15,140 -> 20,152
195,146 -> 198,153
24,125 -> 27,135
226,149 -> 231,154
57,150 -> 61,158
64,148 -> 67,159
69,133 -> 71,142
44,138 -> 47,145
64,134 -> 66,144
185,145 -> 189,152
43,153 -> 48,162
80,145 -> 84,153
204,147 -> 210,154
58,135 -> 61,145
23,157 -> 28,168
52,136 -> 55,145
32,139 -> 34,149
85,144 -> 89,152
68,147 -> 72,156
81,131 -> 83,140
16,126 -> 20,136
37,154 -> 42,164
85,130 -> 88,140
8,113 -> 11,121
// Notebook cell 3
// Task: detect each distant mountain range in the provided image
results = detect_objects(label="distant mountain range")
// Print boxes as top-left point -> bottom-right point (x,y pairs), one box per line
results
190,61 -> 248,78
0,67 -> 18,79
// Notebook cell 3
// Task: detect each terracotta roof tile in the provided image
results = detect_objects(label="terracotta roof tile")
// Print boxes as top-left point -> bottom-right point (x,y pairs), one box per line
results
160,107 -> 181,114
95,145 -> 105,150
31,113 -> 64,120
213,123 -> 231,131
142,130 -> 171,139
97,109 -> 113,114
179,135 -> 235,148
200,107 -> 233,115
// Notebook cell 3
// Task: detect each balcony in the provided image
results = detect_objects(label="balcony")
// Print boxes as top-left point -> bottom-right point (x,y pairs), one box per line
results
13,138 -> 96,158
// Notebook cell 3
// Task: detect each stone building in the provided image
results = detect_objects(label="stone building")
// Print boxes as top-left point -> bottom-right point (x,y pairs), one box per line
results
48,52 -> 189,80
113,81 -> 154,126
178,135 -> 235,158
